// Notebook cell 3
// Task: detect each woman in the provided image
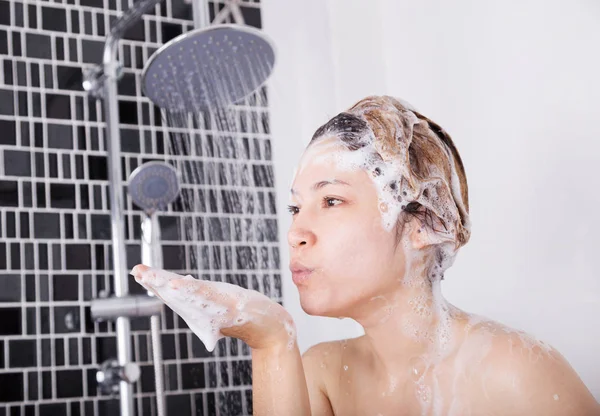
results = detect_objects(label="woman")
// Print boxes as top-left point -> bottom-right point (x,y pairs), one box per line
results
132,96 -> 598,415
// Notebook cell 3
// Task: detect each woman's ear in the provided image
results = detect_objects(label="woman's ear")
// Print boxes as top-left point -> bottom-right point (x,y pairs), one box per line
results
407,216 -> 449,250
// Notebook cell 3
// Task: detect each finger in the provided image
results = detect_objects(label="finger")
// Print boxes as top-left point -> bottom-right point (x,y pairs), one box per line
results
168,277 -> 215,299
136,267 -> 183,289
166,280 -> 235,316
169,279 -> 252,312
161,279 -> 231,320
130,264 -> 150,279
131,265 -> 157,294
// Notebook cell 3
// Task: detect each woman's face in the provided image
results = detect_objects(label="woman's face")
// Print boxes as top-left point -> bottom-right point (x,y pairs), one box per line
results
288,138 -> 408,318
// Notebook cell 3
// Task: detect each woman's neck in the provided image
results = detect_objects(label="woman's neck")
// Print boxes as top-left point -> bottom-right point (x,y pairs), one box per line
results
353,264 -> 463,373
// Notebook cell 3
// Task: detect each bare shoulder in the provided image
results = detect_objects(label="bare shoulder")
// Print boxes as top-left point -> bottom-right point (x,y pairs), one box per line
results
302,338 -> 354,384
303,339 -> 346,362
468,319 -> 599,415
302,339 -> 355,416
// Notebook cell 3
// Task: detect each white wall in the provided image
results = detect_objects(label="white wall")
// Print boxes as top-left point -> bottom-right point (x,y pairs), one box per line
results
260,0 -> 365,354
262,0 -> 600,399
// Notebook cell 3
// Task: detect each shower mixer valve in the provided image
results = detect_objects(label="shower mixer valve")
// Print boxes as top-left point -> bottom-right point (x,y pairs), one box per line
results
83,64 -> 124,99
96,359 -> 141,395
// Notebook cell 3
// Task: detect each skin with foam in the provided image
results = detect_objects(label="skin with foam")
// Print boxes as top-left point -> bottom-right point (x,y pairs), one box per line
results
290,100 -> 597,415
292,138 -> 597,415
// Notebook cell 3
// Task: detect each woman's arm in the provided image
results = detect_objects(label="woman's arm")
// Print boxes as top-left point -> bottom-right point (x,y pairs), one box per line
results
251,341 -> 311,416
302,344 -> 336,416
131,265 -> 314,415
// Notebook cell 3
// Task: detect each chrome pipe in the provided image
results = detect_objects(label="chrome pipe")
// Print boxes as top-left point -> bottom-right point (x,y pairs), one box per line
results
142,215 -> 163,267
102,34 -> 135,416
192,0 -> 211,28
141,214 -> 167,416
91,295 -> 164,320
150,315 -> 166,416
110,0 -> 163,38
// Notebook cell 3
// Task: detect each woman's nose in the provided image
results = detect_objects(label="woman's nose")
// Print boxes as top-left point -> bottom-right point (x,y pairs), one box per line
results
287,226 -> 316,249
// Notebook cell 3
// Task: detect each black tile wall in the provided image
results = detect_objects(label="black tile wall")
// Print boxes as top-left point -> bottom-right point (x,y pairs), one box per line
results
8,339 -> 36,368
0,373 -> 24,402
0,0 -> 273,414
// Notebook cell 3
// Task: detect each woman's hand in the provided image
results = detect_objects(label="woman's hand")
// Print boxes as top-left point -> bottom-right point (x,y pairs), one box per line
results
131,264 -> 296,352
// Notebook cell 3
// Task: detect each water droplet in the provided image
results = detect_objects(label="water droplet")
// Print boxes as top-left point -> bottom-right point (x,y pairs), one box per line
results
553,394 -> 560,401
408,356 -> 426,380
343,365 -> 348,371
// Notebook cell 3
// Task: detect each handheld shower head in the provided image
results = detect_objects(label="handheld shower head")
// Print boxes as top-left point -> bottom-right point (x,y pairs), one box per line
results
128,161 -> 180,270
142,24 -> 276,112
128,162 -> 180,214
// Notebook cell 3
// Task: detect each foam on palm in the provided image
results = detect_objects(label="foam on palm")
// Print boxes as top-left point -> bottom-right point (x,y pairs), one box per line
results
133,266 -> 253,352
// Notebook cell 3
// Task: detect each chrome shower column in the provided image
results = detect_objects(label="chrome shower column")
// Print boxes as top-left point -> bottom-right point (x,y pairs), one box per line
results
85,1 -> 164,415
102,35 -> 134,416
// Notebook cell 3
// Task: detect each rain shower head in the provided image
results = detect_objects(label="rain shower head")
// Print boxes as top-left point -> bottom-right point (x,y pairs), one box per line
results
128,162 -> 180,214
142,24 -> 276,112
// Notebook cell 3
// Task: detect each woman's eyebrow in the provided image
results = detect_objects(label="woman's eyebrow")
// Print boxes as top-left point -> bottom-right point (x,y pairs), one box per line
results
312,179 -> 350,191
291,179 -> 350,195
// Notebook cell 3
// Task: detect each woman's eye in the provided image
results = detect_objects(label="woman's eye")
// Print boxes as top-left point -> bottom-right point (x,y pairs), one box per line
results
324,197 -> 343,207
288,198 -> 342,215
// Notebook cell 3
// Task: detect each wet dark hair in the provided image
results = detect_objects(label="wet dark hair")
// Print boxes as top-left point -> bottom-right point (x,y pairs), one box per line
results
310,113 -> 370,150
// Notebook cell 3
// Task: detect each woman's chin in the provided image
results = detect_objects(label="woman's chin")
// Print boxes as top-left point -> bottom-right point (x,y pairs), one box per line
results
298,291 -> 344,317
